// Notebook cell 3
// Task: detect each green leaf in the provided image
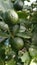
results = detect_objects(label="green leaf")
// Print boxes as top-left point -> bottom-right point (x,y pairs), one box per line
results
0,21 -> 9,31
17,11 -> 28,20
30,58 -> 37,65
21,52 -> 30,65
0,0 -> 13,11
29,46 -> 37,58
19,24 -> 26,33
16,32 -> 31,39
0,31 -> 9,43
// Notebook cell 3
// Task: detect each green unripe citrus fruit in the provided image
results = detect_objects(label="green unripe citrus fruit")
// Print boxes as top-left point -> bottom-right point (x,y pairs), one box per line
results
13,37 -> 24,50
5,10 -> 19,24
14,0 -> 23,10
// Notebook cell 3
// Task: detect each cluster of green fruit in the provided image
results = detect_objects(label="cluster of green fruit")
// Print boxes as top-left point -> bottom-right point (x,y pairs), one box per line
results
0,0 -> 24,65
0,0 -> 37,65
0,0 -> 25,50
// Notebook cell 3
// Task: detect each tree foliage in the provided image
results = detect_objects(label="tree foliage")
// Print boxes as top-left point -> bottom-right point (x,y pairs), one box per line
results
0,0 -> 37,65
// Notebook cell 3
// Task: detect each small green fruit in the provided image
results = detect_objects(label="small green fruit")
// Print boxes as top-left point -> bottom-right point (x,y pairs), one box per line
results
14,0 -> 23,10
14,37 -> 24,50
5,10 -> 19,24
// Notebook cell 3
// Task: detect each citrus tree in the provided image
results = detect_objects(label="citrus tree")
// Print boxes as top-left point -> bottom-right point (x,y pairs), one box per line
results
0,0 -> 37,65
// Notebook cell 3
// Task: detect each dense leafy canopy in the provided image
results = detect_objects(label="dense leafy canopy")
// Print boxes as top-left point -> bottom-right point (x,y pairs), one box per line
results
0,0 -> 37,65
